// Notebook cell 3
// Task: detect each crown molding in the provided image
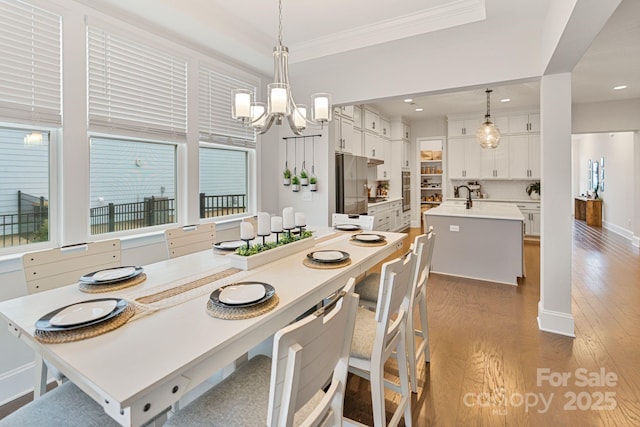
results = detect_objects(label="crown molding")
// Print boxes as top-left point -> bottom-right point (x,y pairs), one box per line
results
290,0 -> 486,64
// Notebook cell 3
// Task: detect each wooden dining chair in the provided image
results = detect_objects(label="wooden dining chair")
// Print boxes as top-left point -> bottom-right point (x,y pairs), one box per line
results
165,223 -> 216,258
355,230 -> 436,393
331,213 -> 375,231
349,251 -> 416,427
165,278 -> 359,427
22,239 -> 122,398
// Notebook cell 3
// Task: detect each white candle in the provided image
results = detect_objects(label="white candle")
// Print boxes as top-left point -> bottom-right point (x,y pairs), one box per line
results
240,222 -> 254,240
257,212 -> 270,236
314,97 -> 329,121
295,212 -> 305,227
282,207 -> 294,230
271,216 -> 283,233
270,87 -> 288,113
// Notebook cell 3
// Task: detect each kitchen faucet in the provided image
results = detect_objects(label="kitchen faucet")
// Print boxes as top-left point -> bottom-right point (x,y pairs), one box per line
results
456,185 -> 473,209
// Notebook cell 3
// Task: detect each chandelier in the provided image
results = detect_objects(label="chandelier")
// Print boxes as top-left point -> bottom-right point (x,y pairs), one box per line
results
476,89 -> 501,149
232,0 -> 332,136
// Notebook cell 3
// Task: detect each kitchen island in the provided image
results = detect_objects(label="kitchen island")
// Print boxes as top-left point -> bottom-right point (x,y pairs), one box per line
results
424,202 -> 525,285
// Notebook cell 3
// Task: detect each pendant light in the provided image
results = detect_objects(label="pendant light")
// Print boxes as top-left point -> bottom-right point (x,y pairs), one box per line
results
476,89 -> 501,149
232,0 -> 332,136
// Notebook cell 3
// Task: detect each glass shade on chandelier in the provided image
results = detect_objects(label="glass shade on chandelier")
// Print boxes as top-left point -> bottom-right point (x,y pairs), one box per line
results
476,89 -> 501,149
232,0 -> 332,136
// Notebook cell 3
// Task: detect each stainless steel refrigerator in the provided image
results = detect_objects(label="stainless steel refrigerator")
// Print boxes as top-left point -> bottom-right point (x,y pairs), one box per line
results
335,153 -> 368,215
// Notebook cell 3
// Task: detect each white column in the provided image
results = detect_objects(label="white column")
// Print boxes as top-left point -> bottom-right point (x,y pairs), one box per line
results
538,73 -> 575,337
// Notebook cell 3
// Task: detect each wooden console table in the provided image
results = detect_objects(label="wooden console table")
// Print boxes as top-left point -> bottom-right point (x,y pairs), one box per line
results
575,197 -> 602,226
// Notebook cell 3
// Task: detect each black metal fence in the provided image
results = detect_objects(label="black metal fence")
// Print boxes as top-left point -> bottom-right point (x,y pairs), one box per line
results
200,193 -> 247,218
0,191 -> 49,248
2,192 -> 248,247
91,196 -> 175,234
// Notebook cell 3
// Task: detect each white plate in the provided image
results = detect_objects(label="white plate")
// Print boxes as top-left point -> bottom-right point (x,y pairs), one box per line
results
312,251 -> 345,261
49,300 -> 119,327
354,234 -> 384,242
217,241 -> 245,249
219,284 -> 266,305
91,267 -> 137,282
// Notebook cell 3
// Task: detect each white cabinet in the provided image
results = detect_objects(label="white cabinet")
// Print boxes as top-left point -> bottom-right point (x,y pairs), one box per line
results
448,118 -> 480,137
376,139 -> 391,180
368,203 -> 391,232
509,134 -> 540,179
363,109 -> 379,134
379,118 -> 391,139
509,113 -> 540,133
403,123 -> 411,140
333,117 -> 354,153
480,136 -> 510,178
364,132 -> 382,160
351,127 -> 363,157
516,202 -> 540,236
448,138 -> 482,179
401,140 -> 411,169
402,211 -> 411,229
336,105 -> 354,120
390,200 -> 402,231
353,106 -> 362,129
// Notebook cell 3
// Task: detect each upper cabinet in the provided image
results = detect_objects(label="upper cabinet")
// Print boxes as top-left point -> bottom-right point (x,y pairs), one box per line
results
401,140 -> 410,169
337,105 -> 354,120
448,138 -> 482,179
352,106 -> 362,130
480,136 -> 510,179
403,123 -> 410,140
509,134 -> 540,179
509,113 -> 540,133
379,117 -> 391,139
364,132 -> 383,160
333,116 -> 354,154
363,108 -> 379,134
448,118 -> 480,137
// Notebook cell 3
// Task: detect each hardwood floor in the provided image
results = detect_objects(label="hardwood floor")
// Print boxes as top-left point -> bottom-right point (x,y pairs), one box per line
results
343,221 -> 640,426
2,222 -> 639,426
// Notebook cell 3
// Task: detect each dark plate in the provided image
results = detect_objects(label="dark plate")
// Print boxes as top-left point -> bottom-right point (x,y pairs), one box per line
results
306,250 -> 350,264
214,240 -> 246,251
210,282 -> 275,308
79,266 -> 143,284
334,224 -> 361,231
35,298 -> 128,332
351,233 -> 387,243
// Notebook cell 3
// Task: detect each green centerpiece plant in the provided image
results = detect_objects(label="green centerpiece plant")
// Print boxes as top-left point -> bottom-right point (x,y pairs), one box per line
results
235,230 -> 313,256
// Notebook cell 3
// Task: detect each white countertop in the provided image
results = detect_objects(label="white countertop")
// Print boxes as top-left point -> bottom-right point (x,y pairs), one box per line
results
447,197 -> 540,204
425,201 -> 525,221
368,197 -> 402,208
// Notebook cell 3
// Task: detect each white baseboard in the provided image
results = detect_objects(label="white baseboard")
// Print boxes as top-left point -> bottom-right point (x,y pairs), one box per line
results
537,302 -> 575,337
0,362 -> 38,406
632,235 -> 640,248
603,221 -> 633,241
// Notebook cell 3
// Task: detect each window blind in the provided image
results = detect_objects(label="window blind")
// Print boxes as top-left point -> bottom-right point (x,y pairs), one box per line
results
199,66 -> 256,149
0,0 -> 61,126
88,26 -> 187,140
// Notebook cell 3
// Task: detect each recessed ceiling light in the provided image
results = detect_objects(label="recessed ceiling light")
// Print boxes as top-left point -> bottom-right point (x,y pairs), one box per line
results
415,107 -> 423,112
613,85 -> 627,90
404,98 -> 413,103
500,98 -> 511,103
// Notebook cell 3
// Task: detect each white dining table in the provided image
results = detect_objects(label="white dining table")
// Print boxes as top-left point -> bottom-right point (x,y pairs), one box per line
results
0,230 -> 405,426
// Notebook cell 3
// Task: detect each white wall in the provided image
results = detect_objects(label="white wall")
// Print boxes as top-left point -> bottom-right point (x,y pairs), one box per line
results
572,132 -> 635,237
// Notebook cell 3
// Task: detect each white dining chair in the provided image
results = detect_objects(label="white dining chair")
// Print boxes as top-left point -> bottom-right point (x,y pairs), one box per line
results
0,382 -> 120,427
355,230 -> 436,393
331,213 -> 375,231
165,223 -> 216,258
349,250 -> 416,427
22,240 -> 122,398
165,278 -> 360,427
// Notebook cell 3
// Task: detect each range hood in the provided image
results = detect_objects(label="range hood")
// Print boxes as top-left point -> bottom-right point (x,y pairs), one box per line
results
367,157 -> 384,166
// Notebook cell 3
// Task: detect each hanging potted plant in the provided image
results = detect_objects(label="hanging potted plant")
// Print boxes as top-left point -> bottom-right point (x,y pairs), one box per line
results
526,181 -> 540,199
283,167 -> 291,186
291,175 -> 300,192
309,175 -> 317,191
300,169 -> 309,186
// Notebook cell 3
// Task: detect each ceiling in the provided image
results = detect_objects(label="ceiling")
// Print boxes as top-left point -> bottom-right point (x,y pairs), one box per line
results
82,0 -> 640,121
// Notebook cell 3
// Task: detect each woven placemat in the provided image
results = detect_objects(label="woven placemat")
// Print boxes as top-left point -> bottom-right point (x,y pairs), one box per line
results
206,295 -> 279,320
78,273 -> 147,294
349,240 -> 388,247
34,304 -> 136,344
303,257 -> 352,269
